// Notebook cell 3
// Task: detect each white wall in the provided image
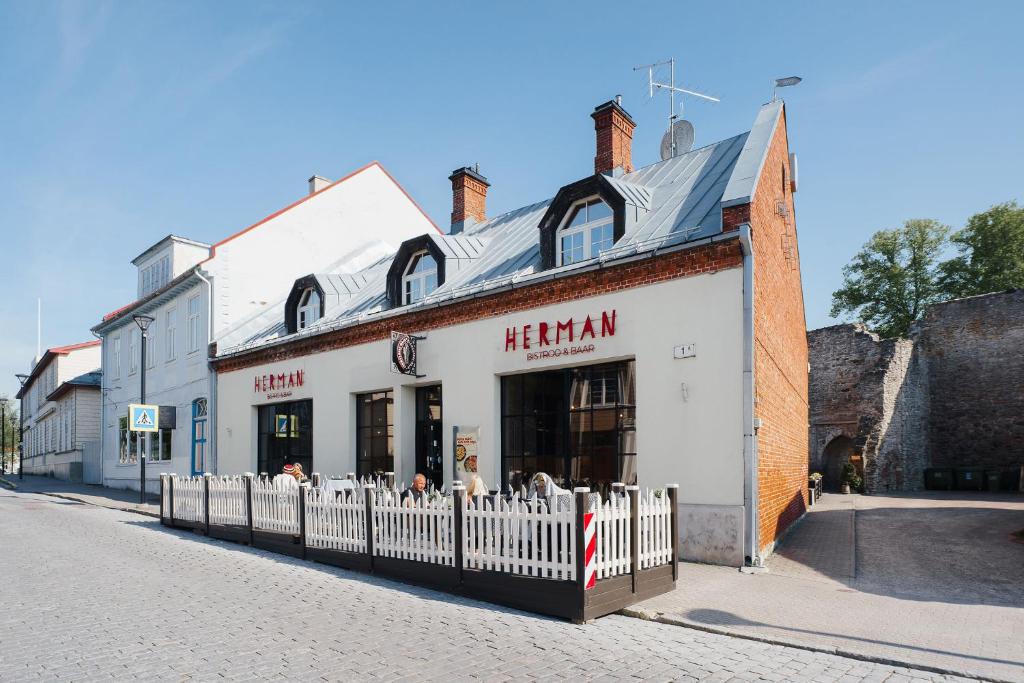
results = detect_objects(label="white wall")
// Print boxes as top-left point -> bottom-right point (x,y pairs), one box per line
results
217,268 -> 745,507
205,163 -> 437,338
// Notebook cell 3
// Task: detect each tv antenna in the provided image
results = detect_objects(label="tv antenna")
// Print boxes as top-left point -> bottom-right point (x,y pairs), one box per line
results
634,57 -> 720,159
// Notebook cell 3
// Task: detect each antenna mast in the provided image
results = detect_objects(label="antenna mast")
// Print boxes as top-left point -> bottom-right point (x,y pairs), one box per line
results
633,57 -> 720,158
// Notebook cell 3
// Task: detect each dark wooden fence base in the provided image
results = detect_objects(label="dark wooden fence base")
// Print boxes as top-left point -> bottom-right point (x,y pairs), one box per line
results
159,500 -> 677,623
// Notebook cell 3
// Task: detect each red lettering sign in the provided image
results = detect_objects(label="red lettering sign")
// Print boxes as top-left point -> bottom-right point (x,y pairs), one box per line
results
254,370 -> 307,394
505,310 -> 617,353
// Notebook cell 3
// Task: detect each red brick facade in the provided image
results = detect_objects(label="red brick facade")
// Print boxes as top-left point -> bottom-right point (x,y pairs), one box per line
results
214,240 -> 744,373
591,101 -> 635,175
747,107 -> 810,553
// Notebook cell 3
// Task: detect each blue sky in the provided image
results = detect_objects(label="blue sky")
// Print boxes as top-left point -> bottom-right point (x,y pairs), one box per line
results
1,1 -> 1022,401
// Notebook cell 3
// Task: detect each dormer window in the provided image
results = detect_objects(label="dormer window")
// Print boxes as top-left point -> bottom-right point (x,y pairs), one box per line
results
403,251 -> 438,304
297,287 -> 321,329
558,198 -> 614,266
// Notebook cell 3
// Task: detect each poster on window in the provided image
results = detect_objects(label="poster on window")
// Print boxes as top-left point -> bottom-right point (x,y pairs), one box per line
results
453,426 -> 480,480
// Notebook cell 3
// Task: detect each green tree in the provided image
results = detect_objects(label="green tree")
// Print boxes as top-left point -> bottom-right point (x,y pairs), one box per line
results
830,219 -> 950,338
938,201 -> 1024,298
0,398 -> 18,474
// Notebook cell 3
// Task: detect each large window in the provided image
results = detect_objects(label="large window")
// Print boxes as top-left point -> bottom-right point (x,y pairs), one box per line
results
258,400 -> 312,477
145,328 -> 157,369
118,416 -> 139,464
128,329 -> 139,374
111,335 -> 121,379
501,360 -> 636,493
191,398 -> 207,475
187,295 -> 201,353
297,287 -> 321,330
402,252 -> 438,305
165,308 -> 176,361
149,428 -> 172,462
356,391 -> 393,477
558,198 -> 614,266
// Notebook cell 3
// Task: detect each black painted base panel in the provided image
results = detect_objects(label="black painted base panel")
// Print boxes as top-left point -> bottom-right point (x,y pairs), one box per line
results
253,530 -> 304,558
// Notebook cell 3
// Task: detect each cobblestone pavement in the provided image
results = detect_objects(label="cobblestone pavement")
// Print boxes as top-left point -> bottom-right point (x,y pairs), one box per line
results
0,489 -> 976,682
632,493 -> 1024,682
1,474 -> 160,517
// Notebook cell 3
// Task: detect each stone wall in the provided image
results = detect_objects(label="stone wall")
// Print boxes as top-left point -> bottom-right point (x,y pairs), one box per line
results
917,289 -> 1024,470
809,289 -> 1023,492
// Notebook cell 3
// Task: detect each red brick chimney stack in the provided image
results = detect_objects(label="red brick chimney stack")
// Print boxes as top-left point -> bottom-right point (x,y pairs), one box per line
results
591,96 -> 636,177
449,165 -> 490,234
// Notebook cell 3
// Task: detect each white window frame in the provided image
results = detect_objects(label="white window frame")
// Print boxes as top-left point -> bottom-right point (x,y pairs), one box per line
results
402,251 -> 438,305
145,327 -> 157,369
556,197 -> 615,266
296,287 -> 321,330
128,329 -> 139,375
187,295 -> 201,354
112,335 -> 121,379
165,308 -> 176,362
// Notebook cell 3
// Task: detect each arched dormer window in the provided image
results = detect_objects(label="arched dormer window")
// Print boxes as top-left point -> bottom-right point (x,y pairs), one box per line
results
557,198 -> 614,266
402,251 -> 438,304
297,287 -> 321,329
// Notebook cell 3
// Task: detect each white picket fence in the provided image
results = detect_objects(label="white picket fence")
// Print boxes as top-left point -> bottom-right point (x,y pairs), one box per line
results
463,495 -> 576,580
251,477 -> 300,534
593,491 -> 631,579
163,475 -> 675,581
208,475 -> 247,526
171,475 -> 204,523
372,490 -> 454,565
637,489 -> 674,569
305,486 -> 366,553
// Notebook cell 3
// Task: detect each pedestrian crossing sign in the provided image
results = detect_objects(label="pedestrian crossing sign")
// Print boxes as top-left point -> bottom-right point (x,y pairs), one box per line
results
129,404 -> 159,432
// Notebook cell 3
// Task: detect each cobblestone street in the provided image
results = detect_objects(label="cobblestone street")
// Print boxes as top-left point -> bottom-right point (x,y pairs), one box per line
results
0,489 -> 976,682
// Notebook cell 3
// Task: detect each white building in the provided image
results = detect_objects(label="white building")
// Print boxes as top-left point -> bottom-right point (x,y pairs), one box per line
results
16,341 -> 102,482
211,99 -> 811,566
91,163 -> 439,492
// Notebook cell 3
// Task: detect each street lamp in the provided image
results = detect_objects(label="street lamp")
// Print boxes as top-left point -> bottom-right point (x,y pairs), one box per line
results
15,374 -> 29,480
133,314 -> 155,503
1,396 -> 7,475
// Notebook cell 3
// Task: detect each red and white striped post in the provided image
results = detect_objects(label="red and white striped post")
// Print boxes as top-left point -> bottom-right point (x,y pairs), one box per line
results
573,487 -> 593,622
583,506 -> 597,590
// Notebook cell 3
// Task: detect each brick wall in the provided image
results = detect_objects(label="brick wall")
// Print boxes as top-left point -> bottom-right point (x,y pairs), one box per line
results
746,107 -> 810,553
215,240 -> 744,372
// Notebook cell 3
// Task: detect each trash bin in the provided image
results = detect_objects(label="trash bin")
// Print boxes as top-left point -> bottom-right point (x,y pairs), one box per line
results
985,471 -> 1002,492
955,467 -> 986,491
924,468 -> 954,491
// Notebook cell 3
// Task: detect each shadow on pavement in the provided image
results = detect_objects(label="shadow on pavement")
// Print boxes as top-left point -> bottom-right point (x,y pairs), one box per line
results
686,607 -> 1024,670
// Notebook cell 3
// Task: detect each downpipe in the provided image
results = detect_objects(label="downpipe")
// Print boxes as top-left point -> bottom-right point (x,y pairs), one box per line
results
194,268 -> 216,474
738,224 -> 762,567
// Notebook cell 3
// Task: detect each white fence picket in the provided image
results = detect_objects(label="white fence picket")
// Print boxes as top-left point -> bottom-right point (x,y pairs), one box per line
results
304,486 -> 366,553
208,476 -> 247,526
594,490 -> 631,579
171,476 -> 204,523
463,495 -> 575,581
371,491 -> 453,565
251,477 -> 300,534
638,489 -> 673,569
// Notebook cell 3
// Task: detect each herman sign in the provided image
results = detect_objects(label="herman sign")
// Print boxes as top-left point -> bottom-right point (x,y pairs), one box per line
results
504,309 -> 617,361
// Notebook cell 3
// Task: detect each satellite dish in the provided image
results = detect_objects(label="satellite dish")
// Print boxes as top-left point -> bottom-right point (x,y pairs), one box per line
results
659,119 -> 695,160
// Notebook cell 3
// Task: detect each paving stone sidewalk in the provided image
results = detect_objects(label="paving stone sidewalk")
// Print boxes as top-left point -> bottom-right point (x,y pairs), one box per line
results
629,492 -> 1024,683
0,487 -> 975,682
0,473 -> 159,517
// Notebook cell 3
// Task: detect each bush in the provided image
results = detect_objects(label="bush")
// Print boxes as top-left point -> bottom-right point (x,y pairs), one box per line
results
842,463 -> 863,492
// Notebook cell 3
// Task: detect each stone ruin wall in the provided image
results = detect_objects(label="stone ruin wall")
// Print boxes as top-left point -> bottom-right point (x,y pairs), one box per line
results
809,289 -> 1023,492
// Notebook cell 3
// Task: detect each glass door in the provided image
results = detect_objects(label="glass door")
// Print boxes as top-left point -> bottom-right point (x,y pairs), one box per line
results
415,385 -> 443,490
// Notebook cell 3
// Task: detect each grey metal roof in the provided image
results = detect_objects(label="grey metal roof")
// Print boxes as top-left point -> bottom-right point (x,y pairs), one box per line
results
721,99 -> 783,208
217,102 -> 780,357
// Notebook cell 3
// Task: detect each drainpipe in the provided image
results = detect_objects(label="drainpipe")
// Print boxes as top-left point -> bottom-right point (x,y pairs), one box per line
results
738,224 -> 761,567
91,328 -> 104,486
194,269 -> 217,474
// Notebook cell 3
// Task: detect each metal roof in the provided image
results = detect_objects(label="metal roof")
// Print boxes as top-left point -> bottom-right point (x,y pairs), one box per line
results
217,102 -> 780,357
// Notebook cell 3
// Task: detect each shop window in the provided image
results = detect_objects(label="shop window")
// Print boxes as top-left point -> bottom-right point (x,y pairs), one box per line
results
557,198 -> 614,266
501,360 -> 636,493
258,399 -> 312,477
297,287 -> 321,330
149,428 -> 172,462
119,416 -> 138,464
356,391 -> 393,477
403,251 -> 438,305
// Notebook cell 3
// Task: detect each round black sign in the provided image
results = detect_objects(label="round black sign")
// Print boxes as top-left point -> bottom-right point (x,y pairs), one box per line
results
393,334 -> 417,374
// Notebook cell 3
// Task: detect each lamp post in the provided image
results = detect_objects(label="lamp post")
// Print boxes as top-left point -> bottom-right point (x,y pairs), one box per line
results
1,397 -> 6,475
133,314 -> 155,504
15,374 -> 29,480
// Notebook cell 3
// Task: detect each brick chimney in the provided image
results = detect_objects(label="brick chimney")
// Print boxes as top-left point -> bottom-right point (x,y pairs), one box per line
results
591,96 -> 636,177
448,165 -> 489,234
308,175 -> 332,195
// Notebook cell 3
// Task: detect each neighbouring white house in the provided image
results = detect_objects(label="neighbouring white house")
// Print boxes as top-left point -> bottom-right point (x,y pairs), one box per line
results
16,341 -> 102,482
90,163 -> 439,493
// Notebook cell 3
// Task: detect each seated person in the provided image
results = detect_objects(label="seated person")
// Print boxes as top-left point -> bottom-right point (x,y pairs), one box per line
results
402,473 -> 428,506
